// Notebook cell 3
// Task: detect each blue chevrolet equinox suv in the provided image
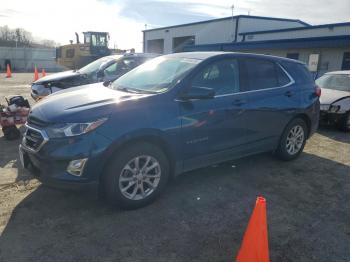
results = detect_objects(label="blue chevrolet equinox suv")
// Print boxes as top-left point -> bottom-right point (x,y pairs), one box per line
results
20,52 -> 320,209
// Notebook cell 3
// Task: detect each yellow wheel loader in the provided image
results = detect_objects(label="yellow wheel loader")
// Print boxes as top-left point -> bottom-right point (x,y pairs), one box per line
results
56,32 -> 111,70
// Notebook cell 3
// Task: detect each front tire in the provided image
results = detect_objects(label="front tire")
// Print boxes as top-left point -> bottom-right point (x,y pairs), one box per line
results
276,118 -> 308,161
103,142 -> 169,209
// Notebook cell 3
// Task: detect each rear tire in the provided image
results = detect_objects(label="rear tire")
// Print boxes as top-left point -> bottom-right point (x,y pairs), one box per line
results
276,118 -> 307,161
103,142 -> 169,209
338,111 -> 350,132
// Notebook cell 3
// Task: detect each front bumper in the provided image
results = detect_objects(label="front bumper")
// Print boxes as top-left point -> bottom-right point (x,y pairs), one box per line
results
20,128 -> 112,191
320,110 -> 345,125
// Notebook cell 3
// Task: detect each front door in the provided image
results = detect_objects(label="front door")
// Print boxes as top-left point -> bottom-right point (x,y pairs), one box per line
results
179,57 -> 248,171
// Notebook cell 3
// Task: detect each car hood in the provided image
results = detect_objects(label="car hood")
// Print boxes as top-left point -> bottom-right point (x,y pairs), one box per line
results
29,83 -> 151,123
33,70 -> 80,84
320,88 -> 350,104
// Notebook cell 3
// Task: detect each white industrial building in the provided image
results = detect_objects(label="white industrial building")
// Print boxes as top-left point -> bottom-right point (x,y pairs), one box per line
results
143,15 -> 350,76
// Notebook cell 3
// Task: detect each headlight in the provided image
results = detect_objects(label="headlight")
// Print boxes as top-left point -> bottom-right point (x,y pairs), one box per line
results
329,105 -> 341,113
46,118 -> 107,138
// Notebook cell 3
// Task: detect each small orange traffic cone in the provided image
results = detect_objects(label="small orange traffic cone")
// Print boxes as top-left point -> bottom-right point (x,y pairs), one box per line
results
235,196 -> 269,262
34,66 -> 39,81
42,68 -> 46,77
6,64 -> 12,78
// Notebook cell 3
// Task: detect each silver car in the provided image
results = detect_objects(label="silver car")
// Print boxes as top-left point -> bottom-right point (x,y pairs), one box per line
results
316,71 -> 350,131
31,53 -> 159,101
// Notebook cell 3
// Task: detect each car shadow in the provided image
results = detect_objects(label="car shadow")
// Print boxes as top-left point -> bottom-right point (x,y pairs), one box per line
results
1,152 -> 349,262
318,125 -> 350,144
0,128 -> 32,183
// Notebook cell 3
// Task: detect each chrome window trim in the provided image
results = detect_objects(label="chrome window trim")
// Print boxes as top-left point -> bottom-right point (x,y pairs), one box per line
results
21,124 -> 49,153
175,60 -> 296,100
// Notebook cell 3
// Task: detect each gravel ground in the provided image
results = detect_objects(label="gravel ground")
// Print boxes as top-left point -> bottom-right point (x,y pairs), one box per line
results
0,73 -> 349,262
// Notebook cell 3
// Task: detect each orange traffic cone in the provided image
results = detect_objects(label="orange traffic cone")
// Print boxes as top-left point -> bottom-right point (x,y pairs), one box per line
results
42,68 -> 46,77
235,196 -> 269,262
6,64 -> 12,78
34,66 -> 39,81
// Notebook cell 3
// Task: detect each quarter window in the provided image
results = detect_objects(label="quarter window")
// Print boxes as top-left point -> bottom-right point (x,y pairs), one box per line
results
276,65 -> 291,86
191,59 -> 240,95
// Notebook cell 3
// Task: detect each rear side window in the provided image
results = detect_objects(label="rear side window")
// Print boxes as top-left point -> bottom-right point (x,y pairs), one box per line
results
239,58 -> 289,91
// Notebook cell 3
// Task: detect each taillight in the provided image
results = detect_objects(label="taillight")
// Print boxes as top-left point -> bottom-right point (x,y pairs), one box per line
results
315,85 -> 321,97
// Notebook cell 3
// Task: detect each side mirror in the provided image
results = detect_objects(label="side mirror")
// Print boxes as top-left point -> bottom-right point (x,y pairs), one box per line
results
179,86 -> 215,100
103,80 -> 111,87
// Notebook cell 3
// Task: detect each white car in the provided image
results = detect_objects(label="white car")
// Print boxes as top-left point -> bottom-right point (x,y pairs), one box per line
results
316,71 -> 350,131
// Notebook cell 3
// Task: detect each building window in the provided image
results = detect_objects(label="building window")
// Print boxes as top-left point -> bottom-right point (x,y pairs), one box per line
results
341,52 -> 350,70
286,53 -> 299,60
172,36 -> 195,53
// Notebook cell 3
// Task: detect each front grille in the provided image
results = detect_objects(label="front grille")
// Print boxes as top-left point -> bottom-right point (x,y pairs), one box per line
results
27,115 -> 49,127
23,126 -> 48,152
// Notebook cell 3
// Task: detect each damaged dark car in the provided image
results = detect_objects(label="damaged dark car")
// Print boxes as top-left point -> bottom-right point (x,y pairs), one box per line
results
30,53 -> 158,101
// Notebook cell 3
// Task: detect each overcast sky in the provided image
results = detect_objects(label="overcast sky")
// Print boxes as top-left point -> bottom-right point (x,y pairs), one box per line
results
1,0 -> 350,51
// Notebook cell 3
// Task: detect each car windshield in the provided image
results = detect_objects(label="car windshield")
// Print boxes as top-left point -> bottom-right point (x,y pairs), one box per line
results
316,74 -> 350,92
111,56 -> 201,93
79,56 -> 116,75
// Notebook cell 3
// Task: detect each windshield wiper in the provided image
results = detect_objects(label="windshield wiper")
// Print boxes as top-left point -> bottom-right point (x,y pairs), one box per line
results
117,87 -> 143,93
117,87 -> 157,94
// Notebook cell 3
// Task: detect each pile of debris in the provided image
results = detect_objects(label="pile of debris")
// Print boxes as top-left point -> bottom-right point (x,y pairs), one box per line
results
0,96 -> 30,140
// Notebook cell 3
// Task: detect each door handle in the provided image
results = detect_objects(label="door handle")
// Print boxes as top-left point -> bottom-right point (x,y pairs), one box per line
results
284,91 -> 293,97
232,99 -> 247,106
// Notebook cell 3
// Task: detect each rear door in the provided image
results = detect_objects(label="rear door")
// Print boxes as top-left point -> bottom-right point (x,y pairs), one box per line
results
179,57 -> 249,170
239,58 -> 299,149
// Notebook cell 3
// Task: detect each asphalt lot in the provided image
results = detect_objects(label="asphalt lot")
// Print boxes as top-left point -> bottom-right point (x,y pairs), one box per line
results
0,73 -> 349,262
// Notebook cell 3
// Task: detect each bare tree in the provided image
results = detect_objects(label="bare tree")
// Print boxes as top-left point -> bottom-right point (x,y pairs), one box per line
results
0,26 -> 35,47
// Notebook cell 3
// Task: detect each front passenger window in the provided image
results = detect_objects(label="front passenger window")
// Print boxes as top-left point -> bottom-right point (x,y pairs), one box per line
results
191,59 -> 240,96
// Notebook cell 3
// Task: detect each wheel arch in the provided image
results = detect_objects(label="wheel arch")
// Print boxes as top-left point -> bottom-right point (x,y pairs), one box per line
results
293,113 -> 311,138
99,130 -> 177,187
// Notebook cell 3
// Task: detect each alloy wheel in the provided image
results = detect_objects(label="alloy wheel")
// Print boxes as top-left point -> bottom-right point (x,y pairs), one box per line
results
286,125 -> 305,155
118,155 -> 161,200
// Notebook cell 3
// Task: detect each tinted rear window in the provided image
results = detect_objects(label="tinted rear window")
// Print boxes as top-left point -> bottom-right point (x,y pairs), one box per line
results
239,58 -> 290,91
